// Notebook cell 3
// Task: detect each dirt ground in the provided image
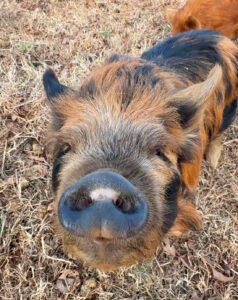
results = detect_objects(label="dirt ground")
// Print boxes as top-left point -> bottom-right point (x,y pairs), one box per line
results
0,0 -> 237,299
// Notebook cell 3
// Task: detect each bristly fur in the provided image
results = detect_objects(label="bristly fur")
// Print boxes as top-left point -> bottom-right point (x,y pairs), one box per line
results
44,30 -> 238,270
166,0 -> 238,39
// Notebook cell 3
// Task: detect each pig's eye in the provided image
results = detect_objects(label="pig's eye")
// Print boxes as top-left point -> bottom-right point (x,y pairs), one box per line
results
156,149 -> 166,158
59,143 -> 71,157
156,149 -> 163,157
156,150 -> 171,164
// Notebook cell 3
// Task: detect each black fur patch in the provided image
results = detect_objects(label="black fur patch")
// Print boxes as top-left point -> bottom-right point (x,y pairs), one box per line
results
220,99 -> 237,132
141,30 -> 223,84
43,69 -> 67,101
162,173 -> 181,233
222,70 -> 233,100
52,157 -> 62,192
173,102 -> 198,128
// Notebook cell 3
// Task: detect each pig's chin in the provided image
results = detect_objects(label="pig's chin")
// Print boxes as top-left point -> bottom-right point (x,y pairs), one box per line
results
68,238 -> 137,270
63,235 -> 157,271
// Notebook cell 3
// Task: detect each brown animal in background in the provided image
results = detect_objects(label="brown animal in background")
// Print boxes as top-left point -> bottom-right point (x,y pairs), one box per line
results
167,0 -> 238,38
43,30 -> 238,271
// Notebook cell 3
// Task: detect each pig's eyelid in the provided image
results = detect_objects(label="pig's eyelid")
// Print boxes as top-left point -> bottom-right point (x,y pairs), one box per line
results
156,150 -> 172,164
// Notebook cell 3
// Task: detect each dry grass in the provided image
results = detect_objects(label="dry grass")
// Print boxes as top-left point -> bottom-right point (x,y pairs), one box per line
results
0,0 -> 237,299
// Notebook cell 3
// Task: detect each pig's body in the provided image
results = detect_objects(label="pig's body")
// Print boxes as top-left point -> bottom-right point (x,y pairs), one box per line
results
43,30 -> 238,270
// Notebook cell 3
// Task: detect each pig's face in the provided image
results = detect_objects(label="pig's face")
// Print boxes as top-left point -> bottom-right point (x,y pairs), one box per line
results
43,59 -> 216,270
52,118 -> 181,270
166,8 -> 201,36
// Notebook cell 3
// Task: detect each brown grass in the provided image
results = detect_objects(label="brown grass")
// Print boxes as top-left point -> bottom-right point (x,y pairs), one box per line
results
0,0 -> 237,299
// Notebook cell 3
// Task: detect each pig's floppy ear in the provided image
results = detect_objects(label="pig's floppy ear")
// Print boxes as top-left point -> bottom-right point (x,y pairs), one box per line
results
169,64 -> 222,131
184,15 -> 201,31
43,69 -> 68,102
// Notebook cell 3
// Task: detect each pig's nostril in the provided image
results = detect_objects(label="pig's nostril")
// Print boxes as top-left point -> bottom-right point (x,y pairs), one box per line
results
113,197 -> 134,213
94,237 -> 108,242
69,193 -> 93,211
114,198 -> 122,208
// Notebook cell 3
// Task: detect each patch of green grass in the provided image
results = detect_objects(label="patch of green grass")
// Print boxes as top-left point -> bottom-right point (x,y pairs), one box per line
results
101,31 -> 110,39
18,42 -> 34,53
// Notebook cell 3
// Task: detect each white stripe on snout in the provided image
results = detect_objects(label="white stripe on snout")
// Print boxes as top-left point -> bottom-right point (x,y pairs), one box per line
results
90,188 -> 120,201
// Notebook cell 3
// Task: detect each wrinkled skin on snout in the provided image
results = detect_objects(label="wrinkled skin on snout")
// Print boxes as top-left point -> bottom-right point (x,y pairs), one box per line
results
43,30 -> 238,270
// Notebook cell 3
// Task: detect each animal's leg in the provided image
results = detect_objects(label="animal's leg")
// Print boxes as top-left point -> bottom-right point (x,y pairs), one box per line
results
205,134 -> 223,168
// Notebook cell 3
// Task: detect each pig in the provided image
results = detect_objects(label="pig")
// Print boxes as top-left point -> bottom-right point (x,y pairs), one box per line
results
166,0 -> 238,39
43,30 -> 238,271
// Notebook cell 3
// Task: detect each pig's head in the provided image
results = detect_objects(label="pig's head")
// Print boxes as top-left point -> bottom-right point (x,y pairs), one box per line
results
43,59 -> 220,270
166,8 -> 201,36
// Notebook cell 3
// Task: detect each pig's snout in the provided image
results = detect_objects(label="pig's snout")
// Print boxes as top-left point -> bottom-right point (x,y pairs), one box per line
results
58,171 -> 148,240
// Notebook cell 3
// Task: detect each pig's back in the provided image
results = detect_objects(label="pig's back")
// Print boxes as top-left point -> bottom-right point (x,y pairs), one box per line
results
141,30 -> 238,103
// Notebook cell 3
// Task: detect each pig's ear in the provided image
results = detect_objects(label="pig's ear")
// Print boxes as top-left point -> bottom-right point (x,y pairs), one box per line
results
43,69 -> 75,130
43,69 -> 69,102
184,15 -> 201,30
169,64 -> 222,130
166,8 -> 177,23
